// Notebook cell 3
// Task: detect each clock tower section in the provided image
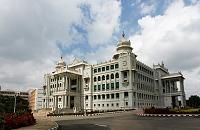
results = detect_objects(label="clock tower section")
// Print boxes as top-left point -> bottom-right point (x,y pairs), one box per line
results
113,32 -> 137,92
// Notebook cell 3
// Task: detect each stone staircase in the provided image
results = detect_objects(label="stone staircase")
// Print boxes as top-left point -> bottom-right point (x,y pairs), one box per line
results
57,108 -> 74,114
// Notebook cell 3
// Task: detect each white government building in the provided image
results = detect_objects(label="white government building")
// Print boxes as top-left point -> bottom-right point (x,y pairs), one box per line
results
42,32 -> 186,112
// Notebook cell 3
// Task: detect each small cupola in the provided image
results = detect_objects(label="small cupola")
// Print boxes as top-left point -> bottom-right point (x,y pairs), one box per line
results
113,32 -> 133,59
55,55 -> 66,69
116,31 -> 133,53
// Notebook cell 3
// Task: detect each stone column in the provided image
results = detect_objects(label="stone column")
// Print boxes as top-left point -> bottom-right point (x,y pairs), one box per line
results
56,76 -> 58,91
129,92 -> 133,109
64,95 -> 67,108
53,96 -> 55,111
164,81 -> 166,94
65,76 -> 68,91
62,95 -> 65,108
68,96 -> 70,108
169,80 -> 172,93
114,73 -> 116,90
76,75 -> 78,93
69,78 -> 71,92
55,95 -> 58,111
135,92 -> 138,108
179,78 -> 186,107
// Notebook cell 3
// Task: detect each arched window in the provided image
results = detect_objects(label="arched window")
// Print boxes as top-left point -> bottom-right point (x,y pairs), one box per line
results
106,74 -> 109,80
102,75 -> 105,80
98,76 -> 101,81
115,73 -> 119,78
94,77 -> 96,82
60,83 -> 62,87
111,74 -> 114,79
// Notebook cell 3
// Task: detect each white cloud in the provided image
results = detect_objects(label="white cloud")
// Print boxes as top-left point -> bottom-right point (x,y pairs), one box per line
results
82,0 -> 121,46
140,2 -> 156,15
0,0 -> 122,91
85,45 -> 116,64
129,0 -> 200,98
190,0 -> 197,4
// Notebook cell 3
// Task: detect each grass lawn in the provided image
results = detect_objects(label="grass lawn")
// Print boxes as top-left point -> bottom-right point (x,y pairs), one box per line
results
181,109 -> 199,112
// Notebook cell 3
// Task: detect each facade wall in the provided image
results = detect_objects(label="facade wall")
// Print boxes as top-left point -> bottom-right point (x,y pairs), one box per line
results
42,34 -> 186,112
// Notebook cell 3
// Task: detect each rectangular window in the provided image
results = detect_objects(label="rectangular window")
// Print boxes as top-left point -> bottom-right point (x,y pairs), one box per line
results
94,69 -> 97,73
124,72 -> 127,78
86,95 -> 88,100
106,94 -> 110,99
98,68 -> 101,72
124,92 -> 128,98
94,95 -> 97,100
98,85 -> 101,90
111,83 -> 114,89
94,85 -> 96,90
115,64 -> 119,69
116,93 -> 119,99
106,84 -> 109,89
111,93 -> 114,99
98,95 -> 101,99
102,67 -> 105,71
111,65 -> 114,69
102,84 -> 105,90
102,94 -> 105,99
106,66 -> 109,70
116,82 -> 119,89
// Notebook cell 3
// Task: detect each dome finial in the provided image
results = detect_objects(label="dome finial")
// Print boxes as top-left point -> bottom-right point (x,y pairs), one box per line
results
61,55 -> 63,60
122,31 -> 125,38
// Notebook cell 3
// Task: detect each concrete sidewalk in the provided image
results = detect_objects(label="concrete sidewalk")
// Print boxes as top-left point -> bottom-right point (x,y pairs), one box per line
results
16,115 -> 58,130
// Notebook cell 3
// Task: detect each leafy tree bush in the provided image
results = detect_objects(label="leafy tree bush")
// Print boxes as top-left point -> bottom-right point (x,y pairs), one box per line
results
14,109 -> 26,118
187,95 -> 200,108
0,94 -> 29,113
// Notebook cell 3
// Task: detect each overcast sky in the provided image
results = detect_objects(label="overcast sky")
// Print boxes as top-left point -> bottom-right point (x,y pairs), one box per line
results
0,0 -> 200,99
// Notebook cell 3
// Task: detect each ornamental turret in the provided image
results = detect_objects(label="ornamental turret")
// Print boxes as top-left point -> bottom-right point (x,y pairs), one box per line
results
113,32 -> 133,59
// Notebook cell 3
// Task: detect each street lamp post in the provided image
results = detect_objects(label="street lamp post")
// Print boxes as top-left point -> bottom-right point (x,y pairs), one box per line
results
14,94 -> 17,113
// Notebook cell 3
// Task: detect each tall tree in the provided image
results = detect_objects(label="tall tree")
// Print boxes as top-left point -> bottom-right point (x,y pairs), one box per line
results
187,95 -> 200,108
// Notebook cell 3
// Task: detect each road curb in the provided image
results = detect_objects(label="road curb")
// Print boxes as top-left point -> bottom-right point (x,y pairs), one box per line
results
48,121 -> 59,130
137,113 -> 200,117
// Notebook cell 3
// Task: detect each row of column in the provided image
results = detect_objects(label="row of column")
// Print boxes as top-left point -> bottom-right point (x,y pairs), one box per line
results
53,95 -> 71,111
52,75 -> 81,93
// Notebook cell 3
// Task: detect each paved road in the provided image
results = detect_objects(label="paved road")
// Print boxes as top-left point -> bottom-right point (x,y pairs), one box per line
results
52,111 -> 200,130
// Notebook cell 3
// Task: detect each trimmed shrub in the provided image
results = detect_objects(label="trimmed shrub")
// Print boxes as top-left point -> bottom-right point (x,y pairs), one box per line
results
0,112 -> 36,130
0,116 -> 5,130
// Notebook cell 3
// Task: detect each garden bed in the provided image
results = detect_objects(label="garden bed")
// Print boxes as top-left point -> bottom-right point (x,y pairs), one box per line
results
0,110 -> 36,130
144,108 -> 200,114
